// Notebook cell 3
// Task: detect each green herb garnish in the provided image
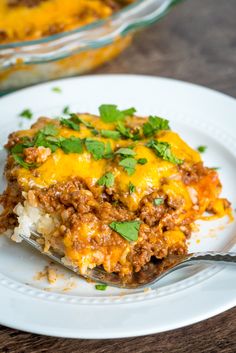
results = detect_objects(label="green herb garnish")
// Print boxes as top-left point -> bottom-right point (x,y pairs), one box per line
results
60,137 -> 83,154
99,104 -> 136,123
137,158 -> 147,165
119,157 -> 137,175
12,154 -> 37,169
101,130 -> 120,140
147,140 -> 183,165
115,147 -> 136,157
60,118 -> 80,131
197,145 -> 207,153
41,124 -> 59,136
128,182 -> 136,194
116,121 -> 133,139
153,198 -> 164,206
85,138 -> 105,160
95,284 -> 107,291
97,172 -> 114,188
104,141 -> 114,159
34,131 -> 59,152
70,114 -> 94,129
109,220 -> 141,242
19,109 -> 33,120
143,116 -> 170,137
52,87 -> 62,93
62,106 -> 70,115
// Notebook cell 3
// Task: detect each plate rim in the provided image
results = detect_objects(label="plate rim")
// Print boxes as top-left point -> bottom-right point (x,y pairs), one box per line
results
0,74 -> 235,338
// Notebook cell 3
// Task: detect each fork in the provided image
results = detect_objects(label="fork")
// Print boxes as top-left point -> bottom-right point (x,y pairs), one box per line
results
21,231 -> 236,289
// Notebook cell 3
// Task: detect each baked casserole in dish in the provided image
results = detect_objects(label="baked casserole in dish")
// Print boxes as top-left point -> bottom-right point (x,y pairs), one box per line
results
0,106 -> 232,282
0,0 -> 183,92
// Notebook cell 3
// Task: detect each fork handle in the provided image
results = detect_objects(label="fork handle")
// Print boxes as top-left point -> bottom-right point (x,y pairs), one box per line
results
187,252 -> 236,264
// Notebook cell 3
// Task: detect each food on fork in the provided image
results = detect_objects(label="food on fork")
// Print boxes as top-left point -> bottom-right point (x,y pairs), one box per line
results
0,105 -> 232,282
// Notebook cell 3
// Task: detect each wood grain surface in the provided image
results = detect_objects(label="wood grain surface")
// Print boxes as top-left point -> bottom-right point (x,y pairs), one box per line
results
0,0 -> 236,351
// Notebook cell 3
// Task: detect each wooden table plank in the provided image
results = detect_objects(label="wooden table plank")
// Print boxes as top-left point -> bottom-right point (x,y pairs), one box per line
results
0,0 -> 236,351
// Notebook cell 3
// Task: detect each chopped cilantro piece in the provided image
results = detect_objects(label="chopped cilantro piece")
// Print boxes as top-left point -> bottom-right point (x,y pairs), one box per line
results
119,157 -> 137,175
211,167 -> 220,170
143,116 -> 170,137
128,182 -> 136,194
52,87 -> 62,93
116,121 -> 134,139
60,118 -> 80,131
121,107 -> 136,116
60,137 -> 83,154
137,158 -> 147,165
62,106 -> 70,115
109,220 -> 141,242
85,138 -> 105,160
41,124 -> 59,136
197,145 -> 207,153
70,114 -> 94,129
153,198 -> 164,206
97,172 -> 114,188
91,129 -> 99,136
99,104 -> 136,123
34,131 -> 59,152
12,154 -> 37,169
19,109 -> 33,120
95,284 -> 107,291
115,147 -> 136,157
101,130 -> 120,140
104,141 -> 114,159
147,140 -> 183,165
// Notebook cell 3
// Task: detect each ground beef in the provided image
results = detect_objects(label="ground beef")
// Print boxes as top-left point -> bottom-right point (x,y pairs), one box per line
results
179,162 -> 208,185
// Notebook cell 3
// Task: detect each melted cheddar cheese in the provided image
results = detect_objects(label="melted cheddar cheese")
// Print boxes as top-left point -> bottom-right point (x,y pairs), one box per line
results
0,0 -> 135,43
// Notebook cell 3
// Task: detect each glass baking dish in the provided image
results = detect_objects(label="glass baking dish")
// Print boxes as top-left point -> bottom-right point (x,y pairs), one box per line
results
0,0 -> 183,93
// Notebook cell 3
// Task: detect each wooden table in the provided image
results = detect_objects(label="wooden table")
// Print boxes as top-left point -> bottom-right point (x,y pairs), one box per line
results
0,0 -> 236,351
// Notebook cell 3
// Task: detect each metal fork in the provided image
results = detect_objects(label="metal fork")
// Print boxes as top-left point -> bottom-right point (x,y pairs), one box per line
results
21,231 -> 236,289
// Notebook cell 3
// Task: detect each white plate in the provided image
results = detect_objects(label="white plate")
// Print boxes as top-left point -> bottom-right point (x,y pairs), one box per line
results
0,75 -> 235,338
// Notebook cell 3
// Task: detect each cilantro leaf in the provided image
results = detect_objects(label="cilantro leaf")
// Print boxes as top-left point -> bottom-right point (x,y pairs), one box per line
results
197,145 -> 207,153
104,141 -> 114,159
11,137 -> 34,154
60,137 -> 83,154
116,121 -> 133,139
115,147 -> 136,157
70,114 -> 94,129
143,116 -> 170,137
85,138 -> 105,160
153,198 -> 164,206
97,172 -> 114,187
95,284 -> 107,291
119,157 -> 137,175
101,130 -> 120,140
121,107 -> 136,116
62,106 -> 70,115
13,154 -> 37,169
99,104 -> 136,123
52,87 -> 62,93
147,140 -> 183,165
128,182 -> 136,194
109,220 -> 141,242
60,118 -> 80,131
34,131 -> 59,152
19,109 -> 33,120
137,158 -> 147,165
41,124 -> 59,136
